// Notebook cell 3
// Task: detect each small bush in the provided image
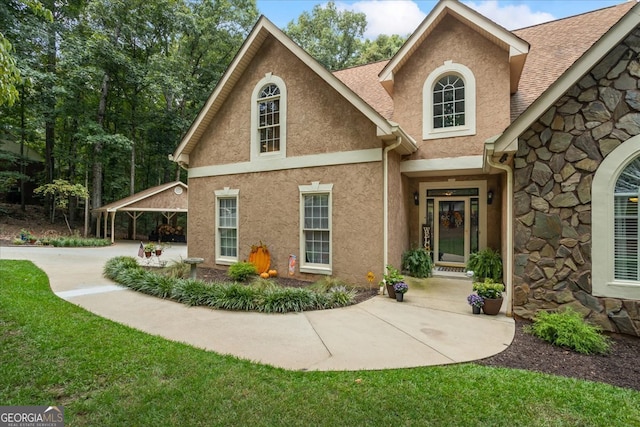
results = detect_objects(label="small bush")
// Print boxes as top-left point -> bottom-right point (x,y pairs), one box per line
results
228,262 -> 257,282
308,277 -> 349,293
326,285 -> 357,308
163,259 -> 190,279
525,308 -> 610,355
172,279 -> 213,306
401,248 -> 433,278
466,248 -> 503,281
50,237 -> 111,247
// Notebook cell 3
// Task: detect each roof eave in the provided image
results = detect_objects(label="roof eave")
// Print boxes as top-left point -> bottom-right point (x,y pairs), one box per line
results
494,2 -> 640,153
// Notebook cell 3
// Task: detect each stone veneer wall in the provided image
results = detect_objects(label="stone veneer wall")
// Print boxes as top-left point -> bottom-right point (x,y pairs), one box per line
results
512,28 -> 640,337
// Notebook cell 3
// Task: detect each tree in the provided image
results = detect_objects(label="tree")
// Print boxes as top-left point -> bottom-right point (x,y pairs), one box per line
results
356,34 -> 406,65
284,1 -> 366,71
34,179 -> 89,233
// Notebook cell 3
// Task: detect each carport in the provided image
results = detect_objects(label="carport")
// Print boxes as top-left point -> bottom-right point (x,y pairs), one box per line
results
93,181 -> 187,243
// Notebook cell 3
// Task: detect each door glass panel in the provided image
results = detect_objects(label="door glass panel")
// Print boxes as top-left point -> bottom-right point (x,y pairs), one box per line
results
470,197 -> 479,254
438,200 -> 465,263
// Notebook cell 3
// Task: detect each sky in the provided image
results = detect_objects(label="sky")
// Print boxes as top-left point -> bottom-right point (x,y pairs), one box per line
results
255,0 -> 631,37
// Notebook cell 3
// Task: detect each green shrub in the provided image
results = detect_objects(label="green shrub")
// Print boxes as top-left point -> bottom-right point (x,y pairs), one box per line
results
50,237 -> 111,247
466,248 -> 503,281
172,279 -> 213,306
228,262 -> 257,281
401,248 -> 433,278
383,264 -> 404,286
525,308 -> 610,355
103,256 -> 141,280
217,283 -> 261,311
472,278 -> 505,299
262,288 -> 316,313
326,285 -> 357,308
163,259 -> 190,279
308,277 -> 349,293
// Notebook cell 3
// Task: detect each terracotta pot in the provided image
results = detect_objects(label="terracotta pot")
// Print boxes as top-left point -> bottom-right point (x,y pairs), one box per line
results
155,249 -> 162,256
145,251 -> 152,258
482,297 -> 503,315
386,284 -> 396,299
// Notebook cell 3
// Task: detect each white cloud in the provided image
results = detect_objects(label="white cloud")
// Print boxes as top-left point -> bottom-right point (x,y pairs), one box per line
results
463,1 -> 555,30
338,1 -> 426,38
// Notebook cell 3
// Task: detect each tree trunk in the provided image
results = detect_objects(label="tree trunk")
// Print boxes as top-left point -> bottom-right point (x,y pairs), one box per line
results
44,1 -> 57,218
93,72 -> 109,213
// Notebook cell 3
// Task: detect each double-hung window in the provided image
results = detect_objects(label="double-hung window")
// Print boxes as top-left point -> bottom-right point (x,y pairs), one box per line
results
299,182 -> 333,274
613,157 -> 640,280
215,188 -> 239,264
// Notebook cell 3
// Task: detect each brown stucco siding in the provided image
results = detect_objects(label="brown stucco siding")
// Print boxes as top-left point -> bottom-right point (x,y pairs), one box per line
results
190,35 -> 380,169
512,28 -> 640,336
187,161 -> 385,285
387,151 -> 410,270
393,15 -> 511,160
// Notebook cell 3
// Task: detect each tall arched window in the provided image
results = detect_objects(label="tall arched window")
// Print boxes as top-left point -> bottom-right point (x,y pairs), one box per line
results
423,61 -> 475,140
593,137 -> 640,299
251,73 -> 287,161
257,83 -> 281,153
433,75 -> 465,129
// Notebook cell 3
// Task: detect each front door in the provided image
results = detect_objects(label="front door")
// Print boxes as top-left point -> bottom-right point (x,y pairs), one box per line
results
424,188 -> 480,268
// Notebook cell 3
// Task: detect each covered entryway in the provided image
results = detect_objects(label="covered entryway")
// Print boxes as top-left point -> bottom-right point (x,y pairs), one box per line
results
419,180 -> 488,268
93,181 -> 187,243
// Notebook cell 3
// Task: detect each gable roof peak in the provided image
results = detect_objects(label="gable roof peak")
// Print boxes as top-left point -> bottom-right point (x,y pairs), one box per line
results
379,0 -> 529,95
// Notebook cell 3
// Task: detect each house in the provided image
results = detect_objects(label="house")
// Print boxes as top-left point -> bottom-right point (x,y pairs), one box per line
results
173,0 -> 640,336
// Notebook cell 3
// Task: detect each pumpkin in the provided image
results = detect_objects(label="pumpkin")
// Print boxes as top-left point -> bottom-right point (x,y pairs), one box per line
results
248,241 -> 271,273
260,272 -> 270,279
268,269 -> 277,277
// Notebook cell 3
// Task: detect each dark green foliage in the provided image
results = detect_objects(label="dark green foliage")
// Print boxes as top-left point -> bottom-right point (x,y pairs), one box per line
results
49,237 -> 111,247
466,248 -> 503,281
472,278 -> 505,299
103,257 -> 355,313
228,262 -> 257,281
525,308 -> 610,355
383,264 -> 404,285
401,248 -> 433,278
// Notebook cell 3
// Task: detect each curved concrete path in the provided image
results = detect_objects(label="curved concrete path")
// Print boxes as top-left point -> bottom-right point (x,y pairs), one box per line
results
1,242 -> 514,371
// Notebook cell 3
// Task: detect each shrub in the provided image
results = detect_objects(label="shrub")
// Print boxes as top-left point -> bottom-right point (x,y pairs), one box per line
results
228,262 -> 257,282
103,256 -> 141,280
401,248 -> 433,278
472,278 -> 504,299
466,248 -> 503,281
525,308 -> 610,355
163,259 -> 190,279
326,285 -> 356,308
383,264 -> 404,286
172,279 -> 213,306
308,277 -> 349,293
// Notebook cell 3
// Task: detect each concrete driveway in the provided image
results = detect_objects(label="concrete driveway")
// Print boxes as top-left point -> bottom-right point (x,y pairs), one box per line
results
1,241 -> 514,371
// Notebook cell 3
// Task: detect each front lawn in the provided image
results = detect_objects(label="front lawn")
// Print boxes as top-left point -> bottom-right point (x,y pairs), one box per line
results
1,260 -> 639,426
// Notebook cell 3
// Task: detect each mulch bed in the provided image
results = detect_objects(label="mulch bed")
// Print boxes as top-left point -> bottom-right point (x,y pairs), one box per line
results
198,267 -> 640,391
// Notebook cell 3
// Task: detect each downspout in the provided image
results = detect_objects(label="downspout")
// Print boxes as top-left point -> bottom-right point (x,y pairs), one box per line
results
486,152 -> 514,317
383,136 -> 402,272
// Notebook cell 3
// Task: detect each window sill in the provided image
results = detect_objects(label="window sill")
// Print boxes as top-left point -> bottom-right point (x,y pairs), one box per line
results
423,126 -> 475,140
216,257 -> 237,266
593,280 -> 640,299
300,265 -> 332,275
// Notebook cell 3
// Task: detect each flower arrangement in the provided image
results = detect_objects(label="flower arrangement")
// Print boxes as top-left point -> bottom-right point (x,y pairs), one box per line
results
467,293 -> 484,308
393,281 -> 409,294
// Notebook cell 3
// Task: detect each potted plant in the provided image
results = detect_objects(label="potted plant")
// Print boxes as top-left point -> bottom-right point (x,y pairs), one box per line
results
393,281 -> 408,302
155,243 -> 164,256
383,265 -> 404,299
467,294 -> 484,314
466,248 -> 503,281
472,278 -> 505,315
401,248 -> 433,278
143,242 -> 155,258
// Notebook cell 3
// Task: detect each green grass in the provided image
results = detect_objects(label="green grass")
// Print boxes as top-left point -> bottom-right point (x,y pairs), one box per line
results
1,260 -> 640,426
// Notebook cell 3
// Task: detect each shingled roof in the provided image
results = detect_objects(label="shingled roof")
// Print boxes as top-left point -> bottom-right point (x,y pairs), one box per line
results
333,1 -> 636,122
511,1 -> 635,119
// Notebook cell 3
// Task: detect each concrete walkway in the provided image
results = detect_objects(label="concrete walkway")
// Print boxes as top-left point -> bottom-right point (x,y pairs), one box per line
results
0,241 -> 514,371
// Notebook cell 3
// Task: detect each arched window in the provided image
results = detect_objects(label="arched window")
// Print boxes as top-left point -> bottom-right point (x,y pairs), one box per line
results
251,73 -> 287,161
593,137 -> 640,299
433,75 -> 465,129
423,61 -> 475,140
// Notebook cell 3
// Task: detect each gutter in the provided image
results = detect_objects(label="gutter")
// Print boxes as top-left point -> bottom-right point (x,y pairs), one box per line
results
485,150 -> 514,317
383,136 -> 403,273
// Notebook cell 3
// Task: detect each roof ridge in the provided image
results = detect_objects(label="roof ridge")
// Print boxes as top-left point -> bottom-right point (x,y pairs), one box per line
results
333,59 -> 391,74
513,0 -> 635,32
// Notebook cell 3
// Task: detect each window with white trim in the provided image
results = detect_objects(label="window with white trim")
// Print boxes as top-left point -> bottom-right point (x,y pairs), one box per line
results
299,182 -> 333,274
215,188 -> 239,264
423,61 -> 475,140
593,137 -> 640,299
251,73 -> 287,161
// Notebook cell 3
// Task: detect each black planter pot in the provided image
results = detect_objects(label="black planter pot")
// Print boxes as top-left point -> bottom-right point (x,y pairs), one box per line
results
472,306 -> 481,314
396,292 -> 404,302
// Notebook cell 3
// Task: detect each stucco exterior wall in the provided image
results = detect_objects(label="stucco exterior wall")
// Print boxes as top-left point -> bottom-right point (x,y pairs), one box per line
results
512,28 -> 640,336
393,15 -> 511,160
387,151 -> 410,270
189,35 -> 380,168
187,162 -> 385,285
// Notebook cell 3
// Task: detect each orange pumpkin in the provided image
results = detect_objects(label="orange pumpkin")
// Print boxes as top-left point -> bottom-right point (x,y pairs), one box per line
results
249,241 -> 271,274
268,269 -> 277,277
260,272 -> 270,279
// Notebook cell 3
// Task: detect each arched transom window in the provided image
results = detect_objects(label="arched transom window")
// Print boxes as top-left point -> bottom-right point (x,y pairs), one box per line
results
433,75 -> 465,129
257,83 -> 281,153
614,156 -> 640,280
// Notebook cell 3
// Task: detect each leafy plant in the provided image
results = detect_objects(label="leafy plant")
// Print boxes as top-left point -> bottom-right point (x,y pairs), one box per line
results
401,248 -> 433,278
228,261 -> 257,281
383,264 -> 404,286
466,248 -> 503,281
525,308 -> 610,355
472,278 -> 504,299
